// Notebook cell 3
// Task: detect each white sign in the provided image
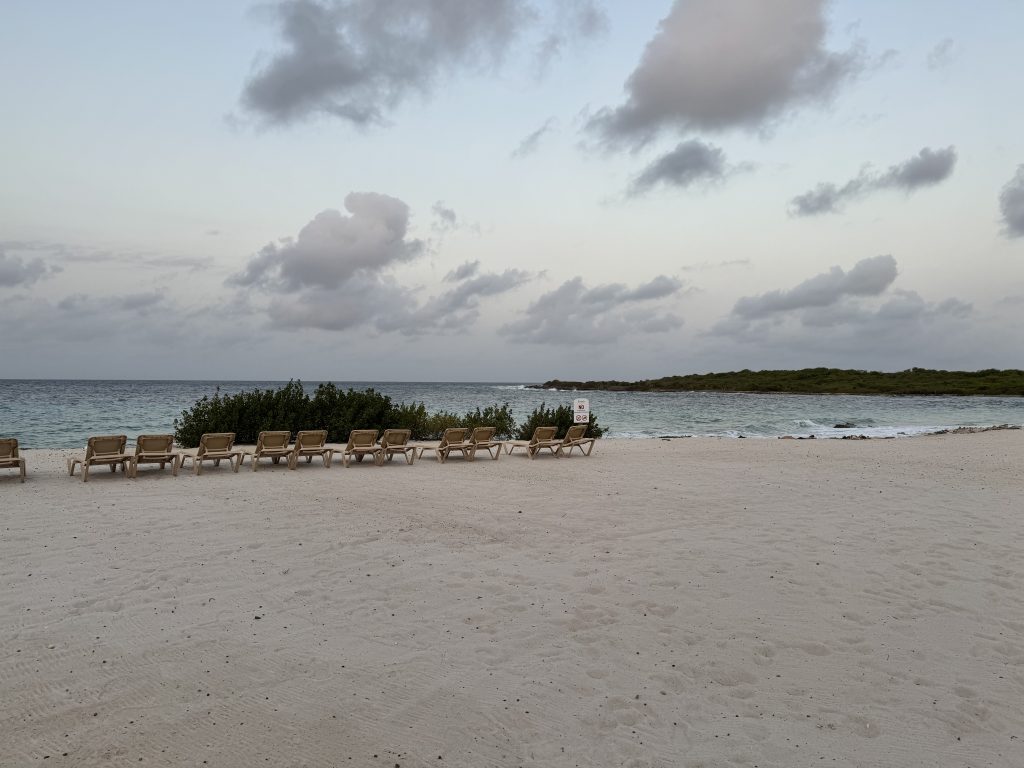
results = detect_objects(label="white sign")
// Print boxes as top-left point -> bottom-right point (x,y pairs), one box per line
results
573,398 -> 590,424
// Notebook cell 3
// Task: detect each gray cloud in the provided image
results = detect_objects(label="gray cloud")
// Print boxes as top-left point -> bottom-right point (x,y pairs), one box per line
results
732,255 -> 897,320
266,264 -> 532,334
589,0 -> 863,146
241,0 -> 604,126
230,192 -> 423,291
999,165 -> 1024,239
444,260 -> 480,282
0,248 -> 60,288
376,267 -> 533,334
511,117 -> 556,158
790,146 -> 957,216
629,139 -> 727,194
1,240 -> 210,273
926,38 -> 956,71
432,201 -> 458,231
499,274 -> 683,344
709,259 -> 978,359
535,1 -> 608,74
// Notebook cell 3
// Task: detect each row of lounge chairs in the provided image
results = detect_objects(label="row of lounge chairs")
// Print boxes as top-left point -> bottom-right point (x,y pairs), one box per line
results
0,426 -> 595,483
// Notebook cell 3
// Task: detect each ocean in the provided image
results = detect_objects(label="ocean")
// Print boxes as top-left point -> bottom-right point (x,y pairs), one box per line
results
1,379 -> 1021,448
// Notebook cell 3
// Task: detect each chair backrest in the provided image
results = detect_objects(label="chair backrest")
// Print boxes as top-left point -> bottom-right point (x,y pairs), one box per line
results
380,429 -> 411,448
563,425 -> 587,443
0,438 -> 18,459
197,433 -> 235,455
346,429 -> 379,449
529,426 -> 558,445
295,430 -> 328,449
86,435 -> 128,460
136,434 -> 174,455
439,427 -> 468,447
470,426 -> 496,444
256,431 -> 291,450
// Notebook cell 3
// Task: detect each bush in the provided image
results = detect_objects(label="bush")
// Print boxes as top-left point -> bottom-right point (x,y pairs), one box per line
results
515,402 -> 604,440
174,383 -> 536,446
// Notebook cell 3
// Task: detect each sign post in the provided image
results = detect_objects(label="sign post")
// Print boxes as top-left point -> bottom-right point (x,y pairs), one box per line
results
573,398 -> 590,424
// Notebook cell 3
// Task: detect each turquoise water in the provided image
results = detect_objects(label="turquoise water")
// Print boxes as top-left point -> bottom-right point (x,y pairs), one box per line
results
1,379 -> 1021,448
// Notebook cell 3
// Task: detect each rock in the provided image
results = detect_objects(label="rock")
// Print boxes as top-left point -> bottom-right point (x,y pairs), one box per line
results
834,422 -> 857,429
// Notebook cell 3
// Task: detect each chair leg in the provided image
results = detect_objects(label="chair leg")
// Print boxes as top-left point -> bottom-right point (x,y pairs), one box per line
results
82,464 -> 90,482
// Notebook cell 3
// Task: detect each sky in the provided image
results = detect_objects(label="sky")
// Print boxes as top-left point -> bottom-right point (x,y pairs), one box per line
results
1,0 -> 1022,381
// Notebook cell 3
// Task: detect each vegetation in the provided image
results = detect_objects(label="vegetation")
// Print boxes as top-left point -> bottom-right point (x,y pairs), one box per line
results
173,381 -> 594,447
539,368 -> 1024,397
515,403 -> 603,440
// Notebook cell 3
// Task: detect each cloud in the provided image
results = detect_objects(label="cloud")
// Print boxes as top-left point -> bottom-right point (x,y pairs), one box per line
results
708,258 -> 979,362
588,0 -> 863,147
230,192 -> 424,291
0,247 -> 60,288
499,274 -> 683,344
264,263 -> 532,334
731,254 -> 897,320
511,118 -> 556,158
432,201 -> 458,231
376,267 -> 534,334
628,139 -> 727,194
926,38 -> 956,71
790,146 -> 957,216
444,260 -> 480,282
240,0 -> 604,126
998,165 -> 1024,239
535,1 -> 608,74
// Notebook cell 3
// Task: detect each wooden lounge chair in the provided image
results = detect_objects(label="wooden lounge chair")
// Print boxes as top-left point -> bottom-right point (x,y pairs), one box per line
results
342,429 -> 382,467
179,432 -> 242,475
67,435 -> 132,482
504,426 -> 559,459
434,427 -> 472,463
244,430 -> 292,471
379,429 -> 416,464
130,434 -> 180,478
467,426 -> 502,460
289,430 -> 334,469
0,438 -> 26,482
556,424 -> 596,457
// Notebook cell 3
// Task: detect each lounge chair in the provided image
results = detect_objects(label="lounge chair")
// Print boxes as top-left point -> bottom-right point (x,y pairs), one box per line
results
379,429 -> 416,464
504,426 -> 559,459
341,429 -> 382,467
0,438 -> 26,482
467,426 -> 502,460
130,434 -> 180,478
289,430 -> 334,469
433,427 -> 472,463
67,435 -> 132,481
179,433 -> 242,475
556,424 -> 596,457
244,430 -> 292,471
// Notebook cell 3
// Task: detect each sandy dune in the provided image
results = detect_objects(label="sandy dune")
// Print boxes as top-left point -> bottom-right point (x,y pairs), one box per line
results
2,432 -> 1022,767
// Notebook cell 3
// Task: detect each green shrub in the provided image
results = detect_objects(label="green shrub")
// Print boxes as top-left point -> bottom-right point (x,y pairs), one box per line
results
515,402 -> 604,440
174,383 -> 538,446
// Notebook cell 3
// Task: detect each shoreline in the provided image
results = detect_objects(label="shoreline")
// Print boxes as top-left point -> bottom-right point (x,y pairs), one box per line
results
7,423 -> 1019,453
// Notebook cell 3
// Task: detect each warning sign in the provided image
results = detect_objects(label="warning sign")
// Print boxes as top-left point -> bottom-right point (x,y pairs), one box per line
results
573,398 -> 590,424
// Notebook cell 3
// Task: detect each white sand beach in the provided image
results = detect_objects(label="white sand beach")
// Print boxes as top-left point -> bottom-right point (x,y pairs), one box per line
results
2,432 -> 1022,767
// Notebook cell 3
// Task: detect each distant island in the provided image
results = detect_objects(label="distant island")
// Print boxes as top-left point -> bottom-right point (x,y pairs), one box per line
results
534,368 -> 1024,397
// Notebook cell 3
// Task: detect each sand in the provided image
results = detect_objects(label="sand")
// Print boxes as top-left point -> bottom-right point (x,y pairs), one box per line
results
1,432 -> 1022,767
